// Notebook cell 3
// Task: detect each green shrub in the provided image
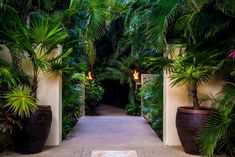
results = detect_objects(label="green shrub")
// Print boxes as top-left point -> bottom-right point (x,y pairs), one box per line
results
62,81 -> 83,139
125,102 -> 141,116
125,89 -> 141,116
85,81 -> 104,115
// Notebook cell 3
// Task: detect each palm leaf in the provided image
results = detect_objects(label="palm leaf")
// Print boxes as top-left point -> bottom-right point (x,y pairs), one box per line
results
4,86 -> 36,118
146,0 -> 179,50
198,86 -> 235,156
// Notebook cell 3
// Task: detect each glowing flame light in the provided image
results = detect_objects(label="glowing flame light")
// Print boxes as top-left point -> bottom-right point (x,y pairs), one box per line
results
86,71 -> 93,81
133,70 -> 139,80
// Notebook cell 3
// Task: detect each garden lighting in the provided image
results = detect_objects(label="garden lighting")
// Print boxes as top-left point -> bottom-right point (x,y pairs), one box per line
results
86,71 -> 93,81
133,70 -> 139,81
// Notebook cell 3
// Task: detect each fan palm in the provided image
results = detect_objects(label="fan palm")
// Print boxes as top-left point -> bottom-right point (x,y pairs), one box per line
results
1,13 -> 69,98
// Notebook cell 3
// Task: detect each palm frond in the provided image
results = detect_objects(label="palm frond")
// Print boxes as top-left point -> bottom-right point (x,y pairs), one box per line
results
29,16 -> 68,55
146,0 -> 179,50
198,86 -> 235,156
198,110 -> 230,156
72,0 -> 110,39
213,0 -> 235,18
143,56 -> 174,72
0,60 -> 18,87
204,20 -> 231,39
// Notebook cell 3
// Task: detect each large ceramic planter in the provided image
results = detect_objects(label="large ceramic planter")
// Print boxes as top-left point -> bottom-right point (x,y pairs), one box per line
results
0,125 -> 12,152
176,107 -> 213,155
12,105 -> 52,154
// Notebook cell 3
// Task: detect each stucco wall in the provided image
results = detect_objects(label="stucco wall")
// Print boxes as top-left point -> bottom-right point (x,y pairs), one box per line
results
163,47 -> 222,146
37,72 -> 62,145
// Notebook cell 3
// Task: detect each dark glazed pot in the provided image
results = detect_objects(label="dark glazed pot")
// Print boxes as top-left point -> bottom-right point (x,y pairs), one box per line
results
0,126 -> 12,152
12,105 -> 52,154
176,107 -> 213,155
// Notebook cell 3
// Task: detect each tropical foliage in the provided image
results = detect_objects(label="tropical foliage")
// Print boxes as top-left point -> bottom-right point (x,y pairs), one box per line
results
140,75 -> 163,138
0,0 -> 72,140
62,72 -> 85,138
85,81 -> 104,115
1,0 -> 235,156
199,85 -> 235,156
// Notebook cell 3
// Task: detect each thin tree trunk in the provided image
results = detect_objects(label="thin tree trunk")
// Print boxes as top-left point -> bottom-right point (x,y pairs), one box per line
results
129,81 -> 135,105
31,66 -> 38,99
192,89 -> 200,110
31,76 -> 38,99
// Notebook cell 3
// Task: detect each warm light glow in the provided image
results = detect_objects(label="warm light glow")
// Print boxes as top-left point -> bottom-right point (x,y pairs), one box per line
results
86,71 -> 93,81
133,70 -> 139,81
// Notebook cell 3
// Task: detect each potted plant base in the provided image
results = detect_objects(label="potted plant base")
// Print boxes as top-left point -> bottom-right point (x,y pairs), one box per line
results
12,105 -> 52,154
176,107 -> 213,155
0,125 -> 12,153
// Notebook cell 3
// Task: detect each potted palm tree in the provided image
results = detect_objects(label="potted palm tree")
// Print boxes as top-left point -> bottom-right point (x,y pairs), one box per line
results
1,12 -> 70,154
169,53 -> 223,155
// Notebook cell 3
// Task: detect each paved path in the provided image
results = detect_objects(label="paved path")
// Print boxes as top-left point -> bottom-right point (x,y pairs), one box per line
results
1,116 -> 203,157
97,104 -> 126,116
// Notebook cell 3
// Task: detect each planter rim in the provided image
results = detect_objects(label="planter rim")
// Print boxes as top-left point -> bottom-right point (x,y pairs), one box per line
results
177,106 -> 214,114
36,105 -> 51,110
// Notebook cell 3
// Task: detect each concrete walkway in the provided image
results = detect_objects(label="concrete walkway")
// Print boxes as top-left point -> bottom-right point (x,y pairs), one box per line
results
1,116 -> 202,157
97,104 -> 126,116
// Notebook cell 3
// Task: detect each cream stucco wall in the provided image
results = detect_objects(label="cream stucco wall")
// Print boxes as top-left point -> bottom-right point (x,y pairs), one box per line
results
37,72 -> 62,145
0,45 -> 62,146
163,70 -> 191,145
163,47 -> 222,146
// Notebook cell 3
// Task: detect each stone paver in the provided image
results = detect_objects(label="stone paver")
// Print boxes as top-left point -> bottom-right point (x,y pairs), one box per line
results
0,116 -> 221,157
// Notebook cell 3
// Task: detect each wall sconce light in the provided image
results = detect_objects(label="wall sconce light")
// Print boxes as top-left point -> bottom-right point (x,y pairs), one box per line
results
133,70 -> 139,81
86,71 -> 93,81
